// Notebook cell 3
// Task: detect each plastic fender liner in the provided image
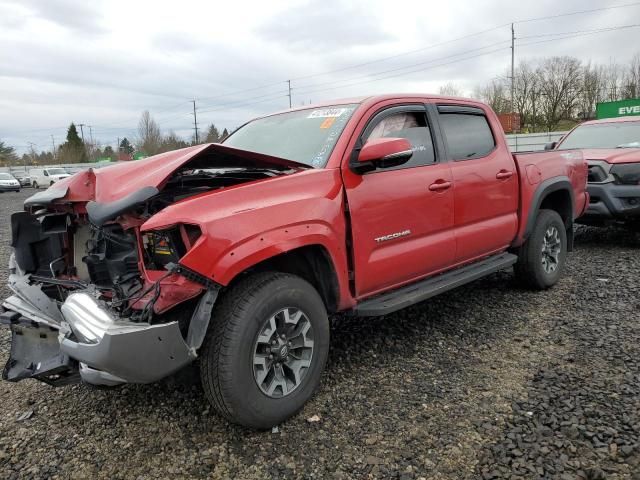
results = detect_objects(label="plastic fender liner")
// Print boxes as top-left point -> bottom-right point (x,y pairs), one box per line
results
86,186 -> 159,227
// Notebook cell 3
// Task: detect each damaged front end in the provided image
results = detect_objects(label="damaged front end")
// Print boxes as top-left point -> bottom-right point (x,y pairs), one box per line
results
1,143 -> 303,387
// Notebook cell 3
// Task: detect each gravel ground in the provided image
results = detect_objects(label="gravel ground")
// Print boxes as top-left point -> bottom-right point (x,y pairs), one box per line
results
0,189 -> 638,479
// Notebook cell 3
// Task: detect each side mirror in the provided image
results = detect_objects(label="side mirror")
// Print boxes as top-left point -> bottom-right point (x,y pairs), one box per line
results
544,142 -> 557,151
357,137 -> 413,171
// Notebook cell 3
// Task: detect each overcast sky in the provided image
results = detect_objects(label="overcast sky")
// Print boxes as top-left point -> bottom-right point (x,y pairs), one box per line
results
1,0 -> 639,154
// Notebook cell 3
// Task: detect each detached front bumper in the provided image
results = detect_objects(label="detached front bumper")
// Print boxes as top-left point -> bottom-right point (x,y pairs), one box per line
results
578,182 -> 640,225
1,272 -> 203,387
59,293 -> 194,383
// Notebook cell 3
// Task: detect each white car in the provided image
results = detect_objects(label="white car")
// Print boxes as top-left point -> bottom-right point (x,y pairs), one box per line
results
0,173 -> 20,192
29,168 -> 71,189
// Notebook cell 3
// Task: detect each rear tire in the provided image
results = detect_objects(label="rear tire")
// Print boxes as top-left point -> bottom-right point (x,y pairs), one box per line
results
514,209 -> 567,290
32,181 -> 38,189
200,272 -> 330,429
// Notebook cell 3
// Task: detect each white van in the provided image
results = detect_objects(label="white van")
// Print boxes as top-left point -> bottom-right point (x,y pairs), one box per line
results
29,168 -> 71,189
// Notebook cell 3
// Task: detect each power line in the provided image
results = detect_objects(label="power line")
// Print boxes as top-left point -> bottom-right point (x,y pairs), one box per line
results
292,41 -> 510,95
197,92 -> 290,115
288,2 -> 640,86
293,46 -> 511,97
517,23 -> 640,40
514,1 -> 640,24
197,94 -> 289,119
7,3 -> 640,144
517,25 -> 640,47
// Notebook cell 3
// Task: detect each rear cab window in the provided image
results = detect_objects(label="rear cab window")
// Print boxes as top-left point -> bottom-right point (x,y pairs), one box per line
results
437,106 -> 496,160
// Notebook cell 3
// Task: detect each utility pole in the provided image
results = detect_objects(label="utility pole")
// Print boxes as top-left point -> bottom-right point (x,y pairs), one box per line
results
287,80 -> 292,108
88,125 -> 94,161
77,123 -> 86,143
191,100 -> 199,144
27,142 -> 36,169
510,23 -> 515,115
50,135 -> 56,161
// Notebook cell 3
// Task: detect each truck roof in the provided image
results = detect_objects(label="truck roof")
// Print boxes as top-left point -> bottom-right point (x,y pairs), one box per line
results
581,116 -> 640,126
263,93 -> 481,118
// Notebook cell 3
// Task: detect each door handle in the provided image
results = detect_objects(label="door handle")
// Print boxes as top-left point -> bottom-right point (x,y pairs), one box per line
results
496,170 -> 514,180
428,180 -> 452,192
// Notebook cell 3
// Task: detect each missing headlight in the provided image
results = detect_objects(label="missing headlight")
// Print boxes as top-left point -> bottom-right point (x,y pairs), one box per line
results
142,224 -> 201,270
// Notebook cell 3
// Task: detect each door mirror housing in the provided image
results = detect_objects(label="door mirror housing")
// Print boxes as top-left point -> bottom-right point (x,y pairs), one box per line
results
544,141 -> 557,151
356,137 -> 413,171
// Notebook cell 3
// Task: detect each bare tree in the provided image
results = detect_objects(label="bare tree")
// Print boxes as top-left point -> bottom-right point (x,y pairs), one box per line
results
472,79 -> 510,114
602,61 -> 623,101
623,52 -> 640,99
137,111 -> 162,156
537,56 -> 582,131
578,62 -> 604,120
513,61 -> 539,129
438,82 -> 464,97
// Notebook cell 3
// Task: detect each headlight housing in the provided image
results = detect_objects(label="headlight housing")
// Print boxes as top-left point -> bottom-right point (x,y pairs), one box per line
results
611,163 -> 640,185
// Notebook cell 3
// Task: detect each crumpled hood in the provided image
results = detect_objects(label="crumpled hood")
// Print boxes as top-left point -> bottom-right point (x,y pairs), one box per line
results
580,148 -> 640,164
25,143 -> 308,206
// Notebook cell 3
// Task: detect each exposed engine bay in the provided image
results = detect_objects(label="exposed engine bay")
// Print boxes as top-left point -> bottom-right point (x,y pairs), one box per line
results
1,144 -> 303,387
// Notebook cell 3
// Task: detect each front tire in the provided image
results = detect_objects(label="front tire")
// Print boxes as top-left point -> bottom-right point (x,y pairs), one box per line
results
515,209 -> 567,289
200,272 -> 330,429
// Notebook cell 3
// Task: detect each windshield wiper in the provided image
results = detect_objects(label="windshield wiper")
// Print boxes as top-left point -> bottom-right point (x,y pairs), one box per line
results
616,142 -> 640,148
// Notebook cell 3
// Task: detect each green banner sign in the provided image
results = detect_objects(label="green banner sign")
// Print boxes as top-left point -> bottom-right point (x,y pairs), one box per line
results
596,98 -> 640,119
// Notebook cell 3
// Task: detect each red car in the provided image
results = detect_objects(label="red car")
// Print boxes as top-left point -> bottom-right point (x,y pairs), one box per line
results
547,116 -> 640,231
1,94 -> 588,428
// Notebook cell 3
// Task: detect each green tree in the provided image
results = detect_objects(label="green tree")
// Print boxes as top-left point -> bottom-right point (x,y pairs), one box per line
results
221,128 -> 229,141
59,123 -> 87,163
161,131 -> 189,152
0,141 -> 18,167
204,124 -> 221,143
103,145 -> 115,160
119,138 -> 134,155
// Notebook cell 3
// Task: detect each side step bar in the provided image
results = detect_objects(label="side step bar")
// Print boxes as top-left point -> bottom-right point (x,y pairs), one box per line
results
355,252 -> 518,317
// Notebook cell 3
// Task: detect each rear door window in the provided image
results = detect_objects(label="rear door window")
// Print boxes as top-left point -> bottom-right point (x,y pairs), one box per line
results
438,111 -> 495,160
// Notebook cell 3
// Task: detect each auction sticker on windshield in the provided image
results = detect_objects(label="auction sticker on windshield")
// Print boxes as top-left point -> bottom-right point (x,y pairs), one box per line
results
308,108 -> 348,118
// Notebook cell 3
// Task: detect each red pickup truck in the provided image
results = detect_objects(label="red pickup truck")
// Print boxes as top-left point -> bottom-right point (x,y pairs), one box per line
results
2,94 -> 587,428
546,116 -> 640,230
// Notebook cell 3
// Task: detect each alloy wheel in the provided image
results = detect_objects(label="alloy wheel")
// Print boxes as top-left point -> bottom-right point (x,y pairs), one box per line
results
541,225 -> 561,274
252,307 -> 314,398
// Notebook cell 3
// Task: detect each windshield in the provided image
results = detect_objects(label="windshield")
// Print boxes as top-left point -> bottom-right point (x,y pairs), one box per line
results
223,104 -> 359,167
558,121 -> 640,149
47,168 -> 67,175
0,173 -> 13,180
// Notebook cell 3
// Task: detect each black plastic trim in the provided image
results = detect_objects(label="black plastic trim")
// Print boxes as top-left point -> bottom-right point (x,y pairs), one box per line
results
436,105 -> 486,115
355,252 -> 518,316
522,176 -> 575,241
86,186 -> 159,227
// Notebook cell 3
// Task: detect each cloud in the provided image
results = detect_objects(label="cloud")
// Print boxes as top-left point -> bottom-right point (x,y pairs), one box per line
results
257,0 -> 394,52
1,0 -> 639,155
14,0 -> 108,34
